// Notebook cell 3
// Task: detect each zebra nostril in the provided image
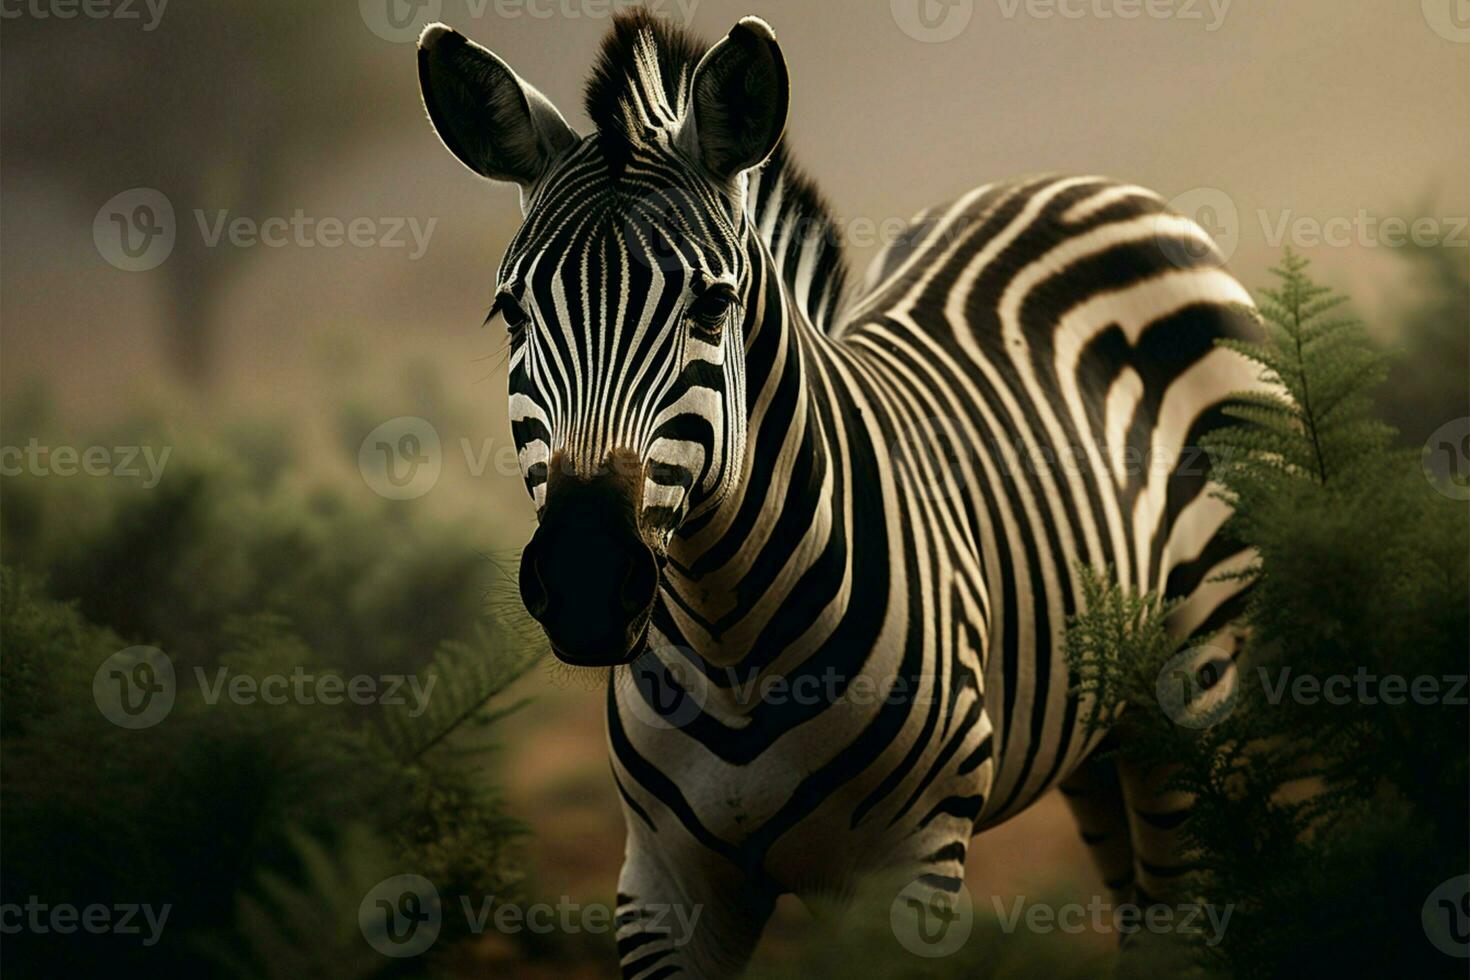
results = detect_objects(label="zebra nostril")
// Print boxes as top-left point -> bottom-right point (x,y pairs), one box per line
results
620,546 -> 659,616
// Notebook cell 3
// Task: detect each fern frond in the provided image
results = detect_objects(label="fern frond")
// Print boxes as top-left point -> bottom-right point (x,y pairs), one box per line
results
384,621 -> 543,765
208,826 -> 399,980
1204,248 -> 1395,489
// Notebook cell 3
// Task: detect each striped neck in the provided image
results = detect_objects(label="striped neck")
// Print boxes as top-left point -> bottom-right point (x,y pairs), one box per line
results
743,146 -> 850,335
660,214 -> 867,673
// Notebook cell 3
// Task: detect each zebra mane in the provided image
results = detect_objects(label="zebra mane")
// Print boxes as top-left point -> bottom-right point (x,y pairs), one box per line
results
584,10 -> 850,331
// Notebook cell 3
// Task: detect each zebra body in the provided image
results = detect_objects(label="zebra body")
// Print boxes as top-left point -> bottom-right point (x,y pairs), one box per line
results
416,13 -> 1261,976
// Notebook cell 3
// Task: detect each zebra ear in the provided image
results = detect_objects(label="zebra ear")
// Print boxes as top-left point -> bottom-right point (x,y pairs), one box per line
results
680,17 -> 789,183
417,24 -> 578,188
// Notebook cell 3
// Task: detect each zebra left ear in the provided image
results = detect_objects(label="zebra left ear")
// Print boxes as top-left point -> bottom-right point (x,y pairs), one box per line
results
418,24 -> 578,189
680,17 -> 789,184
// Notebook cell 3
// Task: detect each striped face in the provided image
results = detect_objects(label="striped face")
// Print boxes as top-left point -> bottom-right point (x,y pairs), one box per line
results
499,149 -> 750,547
499,153 -> 752,664
417,17 -> 788,664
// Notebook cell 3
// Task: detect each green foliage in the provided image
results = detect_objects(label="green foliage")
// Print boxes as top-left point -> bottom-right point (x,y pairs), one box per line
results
0,568 -> 114,739
1376,238 -> 1470,446
0,398 -> 495,677
1,565 -> 536,978
1064,570 -> 1179,749
212,826 -> 406,980
381,626 -> 543,904
384,624 -> 543,767
1064,250 -> 1469,979
0,384 -> 544,977
1206,247 -> 1395,491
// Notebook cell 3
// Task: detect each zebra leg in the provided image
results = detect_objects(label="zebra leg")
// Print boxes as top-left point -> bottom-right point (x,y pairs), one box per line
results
1113,626 -> 1248,909
1115,756 -> 1197,909
614,839 -> 775,979
1106,755 -> 1234,968
1057,745 -> 1138,902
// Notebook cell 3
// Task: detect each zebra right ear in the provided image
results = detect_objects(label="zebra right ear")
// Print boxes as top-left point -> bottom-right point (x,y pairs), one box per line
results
680,16 -> 789,184
417,24 -> 578,188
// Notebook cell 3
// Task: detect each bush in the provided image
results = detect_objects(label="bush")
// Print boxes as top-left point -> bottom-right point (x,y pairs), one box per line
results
0,390 -> 512,677
1,564 -> 538,977
0,387 -> 543,977
1065,250 -> 1469,979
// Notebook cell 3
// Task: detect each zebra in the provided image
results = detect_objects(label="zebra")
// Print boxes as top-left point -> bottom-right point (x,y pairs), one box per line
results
416,11 -> 1262,976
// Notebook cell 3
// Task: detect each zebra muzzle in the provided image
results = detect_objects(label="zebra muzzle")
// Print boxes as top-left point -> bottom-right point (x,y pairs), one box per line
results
519,453 -> 660,666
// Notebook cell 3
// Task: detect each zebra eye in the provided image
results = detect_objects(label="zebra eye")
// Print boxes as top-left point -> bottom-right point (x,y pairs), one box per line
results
494,293 -> 530,339
687,285 -> 736,336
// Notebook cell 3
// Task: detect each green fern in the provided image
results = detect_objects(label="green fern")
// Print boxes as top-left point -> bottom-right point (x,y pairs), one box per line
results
1205,247 -> 1395,492
207,826 -> 406,980
0,566 -> 539,978
1062,250 -> 1469,980
383,621 -> 541,767
1064,565 -> 1180,746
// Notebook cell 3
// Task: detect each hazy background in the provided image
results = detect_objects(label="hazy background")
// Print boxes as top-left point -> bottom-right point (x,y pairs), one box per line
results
4,1 -> 1466,420
2,1 -> 1466,971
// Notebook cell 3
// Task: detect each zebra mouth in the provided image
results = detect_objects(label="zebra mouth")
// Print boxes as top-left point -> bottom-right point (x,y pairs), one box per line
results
547,619 -> 650,668
520,449 -> 661,668
518,447 -> 662,668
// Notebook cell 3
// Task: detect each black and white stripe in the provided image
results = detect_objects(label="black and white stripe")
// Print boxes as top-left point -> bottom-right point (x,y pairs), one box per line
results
419,12 -> 1264,976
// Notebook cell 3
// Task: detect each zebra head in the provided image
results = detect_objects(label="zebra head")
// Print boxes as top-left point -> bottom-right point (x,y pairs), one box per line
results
417,14 -> 789,666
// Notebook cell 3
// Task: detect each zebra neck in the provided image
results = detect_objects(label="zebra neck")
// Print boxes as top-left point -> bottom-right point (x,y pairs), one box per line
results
743,152 -> 850,335
660,230 -> 869,675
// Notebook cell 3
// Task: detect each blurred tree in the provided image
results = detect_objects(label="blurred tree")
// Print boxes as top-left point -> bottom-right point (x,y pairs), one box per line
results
1375,240 -> 1470,447
0,2 -> 396,386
